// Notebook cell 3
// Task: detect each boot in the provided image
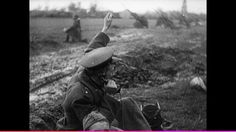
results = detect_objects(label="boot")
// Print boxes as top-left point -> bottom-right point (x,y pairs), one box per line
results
141,101 -> 173,130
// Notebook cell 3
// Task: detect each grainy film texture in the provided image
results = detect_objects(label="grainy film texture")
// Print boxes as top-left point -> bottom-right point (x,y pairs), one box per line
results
30,0 -> 206,130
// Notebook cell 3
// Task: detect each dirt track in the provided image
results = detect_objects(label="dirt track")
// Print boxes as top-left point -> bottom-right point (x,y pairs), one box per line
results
30,27 -> 206,130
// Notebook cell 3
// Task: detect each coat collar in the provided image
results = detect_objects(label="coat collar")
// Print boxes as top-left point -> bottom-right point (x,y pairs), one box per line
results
78,69 -> 105,91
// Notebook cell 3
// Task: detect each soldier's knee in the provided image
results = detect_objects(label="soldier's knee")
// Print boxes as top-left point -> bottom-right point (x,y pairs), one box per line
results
83,111 -> 110,130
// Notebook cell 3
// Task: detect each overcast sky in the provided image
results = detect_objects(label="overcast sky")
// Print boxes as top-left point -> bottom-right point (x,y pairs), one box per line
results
30,0 -> 206,14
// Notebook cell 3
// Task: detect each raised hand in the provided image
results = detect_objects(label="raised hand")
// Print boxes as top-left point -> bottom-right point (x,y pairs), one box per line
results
102,12 -> 113,33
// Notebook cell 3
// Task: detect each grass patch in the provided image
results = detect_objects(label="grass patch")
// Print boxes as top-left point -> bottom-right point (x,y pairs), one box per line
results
118,80 -> 206,130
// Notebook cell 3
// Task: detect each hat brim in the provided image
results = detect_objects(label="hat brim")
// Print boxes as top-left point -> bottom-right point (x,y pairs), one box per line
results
79,47 -> 115,68
112,56 -> 122,62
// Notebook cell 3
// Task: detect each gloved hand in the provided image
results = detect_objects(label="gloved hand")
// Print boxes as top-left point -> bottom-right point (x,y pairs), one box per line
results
101,12 -> 113,33
104,79 -> 120,94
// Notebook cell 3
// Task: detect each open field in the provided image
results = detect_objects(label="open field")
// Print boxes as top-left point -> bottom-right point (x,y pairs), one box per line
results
30,18 -> 155,55
30,18 -> 206,130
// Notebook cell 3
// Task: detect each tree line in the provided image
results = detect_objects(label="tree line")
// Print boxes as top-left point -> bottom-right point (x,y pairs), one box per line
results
30,2 -> 121,18
30,2 -> 206,21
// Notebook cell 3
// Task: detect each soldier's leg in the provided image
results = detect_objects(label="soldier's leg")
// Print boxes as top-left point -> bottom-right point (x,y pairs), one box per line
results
78,31 -> 81,41
71,37 -> 76,43
141,102 -> 173,130
64,34 -> 69,42
82,110 -> 123,131
115,97 -> 151,130
72,30 -> 80,42
69,34 -> 74,43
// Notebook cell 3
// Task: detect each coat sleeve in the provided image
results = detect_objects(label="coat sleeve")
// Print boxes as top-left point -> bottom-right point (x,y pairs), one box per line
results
97,95 -> 117,124
71,96 -> 97,122
65,26 -> 73,33
84,32 -> 110,53
71,96 -> 114,124
71,90 -> 115,124
69,85 -> 96,122
98,107 -> 115,124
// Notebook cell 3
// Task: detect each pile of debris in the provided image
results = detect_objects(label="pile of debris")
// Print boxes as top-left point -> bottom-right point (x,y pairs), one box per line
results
177,15 -> 190,28
156,15 -> 176,29
30,102 -> 64,130
114,45 -> 206,88
133,15 -> 149,28
127,9 -> 149,28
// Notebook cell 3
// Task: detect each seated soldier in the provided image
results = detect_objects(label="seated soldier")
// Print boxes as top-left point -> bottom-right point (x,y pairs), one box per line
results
57,12 -> 172,130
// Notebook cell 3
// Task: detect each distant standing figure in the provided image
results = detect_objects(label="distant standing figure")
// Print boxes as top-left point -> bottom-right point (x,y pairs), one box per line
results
64,14 -> 82,43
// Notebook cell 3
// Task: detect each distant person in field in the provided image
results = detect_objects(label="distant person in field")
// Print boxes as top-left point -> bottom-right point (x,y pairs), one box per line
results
64,14 -> 82,43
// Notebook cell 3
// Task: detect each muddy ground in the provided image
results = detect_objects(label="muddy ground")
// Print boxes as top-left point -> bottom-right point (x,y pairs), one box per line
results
30,26 -> 206,130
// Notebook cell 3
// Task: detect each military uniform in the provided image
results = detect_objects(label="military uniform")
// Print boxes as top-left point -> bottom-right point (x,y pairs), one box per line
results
57,32 -> 114,130
57,32 -> 151,130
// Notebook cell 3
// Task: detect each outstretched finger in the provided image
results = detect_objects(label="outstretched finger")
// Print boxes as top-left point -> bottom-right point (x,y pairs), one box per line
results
108,12 -> 111,17
106,12 -> 111,20
109,13 -> 113,19
109,14 -> 113,20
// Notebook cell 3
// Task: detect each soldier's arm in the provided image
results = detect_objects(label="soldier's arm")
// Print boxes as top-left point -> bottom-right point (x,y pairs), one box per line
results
71,88 -> 114,125
65,19 -> 78,33
65,26 -> 74,33
72,94 -> 97,122
84,13 -> 112,53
